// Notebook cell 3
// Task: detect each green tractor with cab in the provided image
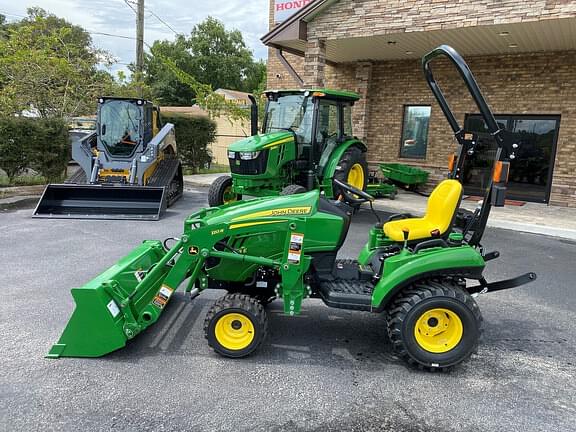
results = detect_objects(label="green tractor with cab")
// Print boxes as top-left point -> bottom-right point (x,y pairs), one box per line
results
208,89 -> 369,206
48,46 -> 536,370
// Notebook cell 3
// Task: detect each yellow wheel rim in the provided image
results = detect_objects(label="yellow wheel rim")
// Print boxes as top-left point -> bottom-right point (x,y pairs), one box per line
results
214,312 -> 255,350
347,163 -> 365,190
414,308 -> 463,353
222,185 -> 237,204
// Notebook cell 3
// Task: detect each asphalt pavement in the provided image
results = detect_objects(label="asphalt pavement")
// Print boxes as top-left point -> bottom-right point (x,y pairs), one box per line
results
1,188 -> 575,431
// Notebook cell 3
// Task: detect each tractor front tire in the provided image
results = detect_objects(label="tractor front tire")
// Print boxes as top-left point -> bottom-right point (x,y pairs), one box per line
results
386,280 -> 483,371
208,175 -> 241,207
280,184 -> 307,195
333,147 -> 368,201
204,294 -> 268,358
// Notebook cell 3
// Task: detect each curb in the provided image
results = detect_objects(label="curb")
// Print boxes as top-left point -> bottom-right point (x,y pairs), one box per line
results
0,195 -> 40,212
183,180 -> 211,188
371,200 -> 576,241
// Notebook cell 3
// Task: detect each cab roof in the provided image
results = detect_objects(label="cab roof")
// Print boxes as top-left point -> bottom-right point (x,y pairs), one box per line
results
264,88 -> 360,102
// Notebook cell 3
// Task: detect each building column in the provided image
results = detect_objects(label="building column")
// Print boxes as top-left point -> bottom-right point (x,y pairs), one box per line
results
352,61 -> 373,144
303,38 -> 326,87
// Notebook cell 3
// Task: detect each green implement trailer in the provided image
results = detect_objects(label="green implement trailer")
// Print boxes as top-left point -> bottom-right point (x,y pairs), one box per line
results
208,90 -> 369,206
381,163 -> 430,190
49,46 -> 537,370
34,97 -> 184,220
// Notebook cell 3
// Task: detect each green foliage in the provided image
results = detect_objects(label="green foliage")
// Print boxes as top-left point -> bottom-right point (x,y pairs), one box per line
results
28,118 -> 70,182
144,37 -> 196,105
0,118 -> 28,180
0,8 -> 113,118
0,116 -> 69,183
162,114 -> 216,174
144,17 -> 266,106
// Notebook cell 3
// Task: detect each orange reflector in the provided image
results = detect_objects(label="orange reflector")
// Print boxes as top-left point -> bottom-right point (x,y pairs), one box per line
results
493,161 -> 510,183
448,154 -> 457,172
312,92 -> 325,97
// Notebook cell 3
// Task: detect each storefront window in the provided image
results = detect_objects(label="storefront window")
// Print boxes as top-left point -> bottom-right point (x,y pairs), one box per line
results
400,105 -> 431,159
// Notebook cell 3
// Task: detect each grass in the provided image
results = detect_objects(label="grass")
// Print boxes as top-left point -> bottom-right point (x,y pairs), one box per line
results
184,164 -> 230,175
0,175 -> 47,187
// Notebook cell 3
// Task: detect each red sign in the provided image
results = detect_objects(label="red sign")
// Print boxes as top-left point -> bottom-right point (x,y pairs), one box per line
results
275,0 -> 313,22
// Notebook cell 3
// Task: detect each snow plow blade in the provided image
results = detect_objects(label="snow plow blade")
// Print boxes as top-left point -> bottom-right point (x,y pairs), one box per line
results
47,240 -> 170,358
33,184 -> 166,220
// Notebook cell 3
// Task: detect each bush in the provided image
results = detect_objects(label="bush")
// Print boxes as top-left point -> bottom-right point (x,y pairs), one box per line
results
28,118 -> 70,182
0,117 -> 69,183
0,118 -> 28,181
162,114 -> 215,174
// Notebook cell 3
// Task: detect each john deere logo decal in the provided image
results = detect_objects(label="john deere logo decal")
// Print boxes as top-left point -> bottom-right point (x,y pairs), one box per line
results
231,206 -> 312,221
189,246 -> 199,255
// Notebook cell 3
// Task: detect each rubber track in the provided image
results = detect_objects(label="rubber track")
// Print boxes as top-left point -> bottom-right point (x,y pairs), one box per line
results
203,293 -> 269,352
148,158 -> 183,206
147,158 -> 180,187
386,279 -> 484,372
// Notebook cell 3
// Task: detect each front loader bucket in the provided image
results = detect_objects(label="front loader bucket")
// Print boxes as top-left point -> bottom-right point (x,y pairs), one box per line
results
33,184 -> 166,220
47,240 -> 169,358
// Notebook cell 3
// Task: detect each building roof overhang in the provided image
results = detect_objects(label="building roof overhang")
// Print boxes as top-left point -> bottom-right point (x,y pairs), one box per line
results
262,1 -> 576,63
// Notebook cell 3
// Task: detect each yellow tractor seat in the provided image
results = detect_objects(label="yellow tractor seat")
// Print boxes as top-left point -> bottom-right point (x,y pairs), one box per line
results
383,179 -> 463,242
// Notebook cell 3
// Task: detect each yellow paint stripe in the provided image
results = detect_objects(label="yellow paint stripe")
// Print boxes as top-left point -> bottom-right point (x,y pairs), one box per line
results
231,206 -> 312,222
263,136 -> 293,149
229,220 -> 288,230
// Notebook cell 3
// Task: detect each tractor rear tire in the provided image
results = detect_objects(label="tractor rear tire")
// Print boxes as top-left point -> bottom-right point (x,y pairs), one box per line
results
333,147 -> 368,201
280,184 -> 307,195
204,293 -> 268,358
208,175 -> 241,207
386,279 -> 483,371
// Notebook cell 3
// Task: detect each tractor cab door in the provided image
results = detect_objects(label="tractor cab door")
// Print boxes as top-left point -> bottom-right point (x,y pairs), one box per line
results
315,99 -> 350,171
314,99 -> 340,163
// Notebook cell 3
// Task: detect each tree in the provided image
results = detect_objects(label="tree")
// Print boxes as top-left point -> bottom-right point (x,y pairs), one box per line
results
187,17 -> 255,92
143,17 -> 266,106
0,8 -> 113,118
144,36 -> 196,105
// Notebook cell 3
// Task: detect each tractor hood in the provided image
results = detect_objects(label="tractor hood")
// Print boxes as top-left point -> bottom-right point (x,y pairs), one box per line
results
228,131 -> 294,152
187,190 -> 319,228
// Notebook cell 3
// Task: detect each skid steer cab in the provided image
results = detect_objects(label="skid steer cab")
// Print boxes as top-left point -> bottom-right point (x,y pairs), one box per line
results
34,97 -> 184,220
49,46 -> 537,371
208,89 -> 369,207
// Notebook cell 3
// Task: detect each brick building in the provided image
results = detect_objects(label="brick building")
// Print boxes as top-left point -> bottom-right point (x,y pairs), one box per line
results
262,0 -> 576,206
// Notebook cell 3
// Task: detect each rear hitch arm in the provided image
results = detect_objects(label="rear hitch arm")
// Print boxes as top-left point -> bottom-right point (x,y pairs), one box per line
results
468,272 -> 537,295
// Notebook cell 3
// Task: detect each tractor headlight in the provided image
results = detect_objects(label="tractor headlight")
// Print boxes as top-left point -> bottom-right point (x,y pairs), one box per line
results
239,151 -> 260,160
228,151 -> 236,159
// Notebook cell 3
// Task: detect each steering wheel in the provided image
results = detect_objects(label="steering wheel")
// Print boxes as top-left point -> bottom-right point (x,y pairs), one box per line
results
333,178 -> 374,205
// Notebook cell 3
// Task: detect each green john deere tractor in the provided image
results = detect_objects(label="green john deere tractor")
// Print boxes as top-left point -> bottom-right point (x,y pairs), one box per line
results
208,89 -> 369,206
48,46 -> 536,370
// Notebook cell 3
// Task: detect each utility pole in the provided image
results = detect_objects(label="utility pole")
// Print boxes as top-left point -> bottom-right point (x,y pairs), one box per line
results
136,0 -> 144,97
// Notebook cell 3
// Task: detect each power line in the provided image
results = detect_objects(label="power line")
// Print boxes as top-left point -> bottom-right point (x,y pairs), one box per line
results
0,11 -> 26,19
122,0 -> 138,15
89,31 -> 137,41
124,0 -> 181,35
146,8 -> 181,35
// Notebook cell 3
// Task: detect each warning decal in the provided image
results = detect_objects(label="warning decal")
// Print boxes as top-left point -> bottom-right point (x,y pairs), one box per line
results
107,300 -> 120,318
288,233 -> 304,264
134,269 -> 146,282
152,285 -> 174,309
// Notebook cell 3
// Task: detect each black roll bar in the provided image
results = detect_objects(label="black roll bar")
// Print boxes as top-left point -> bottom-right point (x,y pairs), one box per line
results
422,45 -> 508,248
422,45 -> 504,147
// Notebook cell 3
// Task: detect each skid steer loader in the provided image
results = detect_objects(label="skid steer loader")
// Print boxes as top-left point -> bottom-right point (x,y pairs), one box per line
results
34,97 -> 184,220
48,46 -> 536,370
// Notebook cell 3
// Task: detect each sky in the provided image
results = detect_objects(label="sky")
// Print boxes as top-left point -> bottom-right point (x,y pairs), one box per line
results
0,0 -> 270,75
